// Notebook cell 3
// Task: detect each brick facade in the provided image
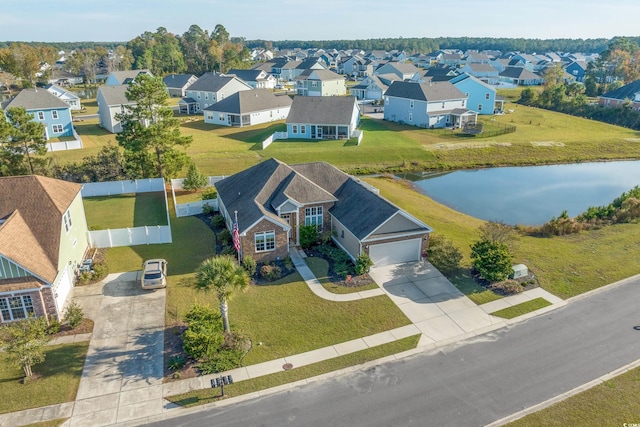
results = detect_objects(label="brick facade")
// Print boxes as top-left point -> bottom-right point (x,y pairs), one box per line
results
296,202 -> 335,235
241,219 -> 289,264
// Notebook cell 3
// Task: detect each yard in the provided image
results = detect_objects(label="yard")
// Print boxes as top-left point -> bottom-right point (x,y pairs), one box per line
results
106,195 -> 412,369
83,192 -> 168,229
0,342 -> 89,414
366,176 -> 640,299
47,99 -> 640,177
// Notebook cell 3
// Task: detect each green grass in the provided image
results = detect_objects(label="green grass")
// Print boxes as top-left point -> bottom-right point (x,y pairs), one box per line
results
173,189 -> 207,204
305,256 -> 380,294
364,176 -> 640,299
50,104 -> 640,178
507,365 -> 640,427
449,269 -> 502,305
0,342 -> 89,414
490,297 -> 552,319
166,334 -> 420,407
83,192 -> 168,229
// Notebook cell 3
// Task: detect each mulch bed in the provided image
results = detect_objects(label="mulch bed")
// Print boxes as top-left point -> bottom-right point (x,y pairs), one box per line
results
304,248 -> 375,289
163,325 -> 199,381
50,318 -> 94,337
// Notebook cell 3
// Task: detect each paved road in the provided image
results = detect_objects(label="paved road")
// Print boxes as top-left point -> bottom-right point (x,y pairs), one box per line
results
149,277 -> 640,427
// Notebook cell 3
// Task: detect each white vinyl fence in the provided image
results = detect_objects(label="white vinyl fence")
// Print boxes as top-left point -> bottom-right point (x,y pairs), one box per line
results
82,178 -> 172,248
353,129 -> 364,145
261,131 -> 288,149
46,128 -> 84,152
170,176 -> 226,218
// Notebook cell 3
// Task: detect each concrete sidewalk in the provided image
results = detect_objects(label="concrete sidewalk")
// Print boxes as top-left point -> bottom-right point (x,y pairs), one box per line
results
0,260 -> 568,427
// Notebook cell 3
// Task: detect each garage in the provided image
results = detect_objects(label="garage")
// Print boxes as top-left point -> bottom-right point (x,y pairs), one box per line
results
54,266 -> 73,313
368,238 -> 422,266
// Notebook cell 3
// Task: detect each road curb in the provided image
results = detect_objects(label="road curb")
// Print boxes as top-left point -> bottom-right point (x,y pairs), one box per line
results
484,357 -> 640,427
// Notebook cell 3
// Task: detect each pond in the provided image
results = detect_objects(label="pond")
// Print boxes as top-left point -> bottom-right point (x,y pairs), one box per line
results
403,161 -> 640,225
74,87 -> 99,99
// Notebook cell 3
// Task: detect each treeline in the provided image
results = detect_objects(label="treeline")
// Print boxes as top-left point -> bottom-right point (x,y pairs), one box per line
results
246,37 -> 640,54
0,41 -> 123,51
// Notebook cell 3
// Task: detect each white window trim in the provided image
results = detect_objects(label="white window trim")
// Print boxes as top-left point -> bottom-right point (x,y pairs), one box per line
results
63,210 -> 73,233
52,124 -> 64,134
52,110 -> 59,119
0,295 -> 34,322
305,206 -> 323,231
255,231 -> 276,252
38,111 -> 45,120
292,125 -> 298,134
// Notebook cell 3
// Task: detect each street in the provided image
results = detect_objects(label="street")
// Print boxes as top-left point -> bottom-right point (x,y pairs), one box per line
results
150,277 -> 640,427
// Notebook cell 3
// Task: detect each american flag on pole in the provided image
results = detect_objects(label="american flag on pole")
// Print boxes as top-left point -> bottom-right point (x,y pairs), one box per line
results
233,222 -> 240,252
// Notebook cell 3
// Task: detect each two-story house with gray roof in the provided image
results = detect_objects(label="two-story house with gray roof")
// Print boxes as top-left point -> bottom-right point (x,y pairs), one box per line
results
286,96 -> 360,140
0,176 -> 90,323
2,88 -> 82,150
226,69 -> 277,89
105,69 -> 152,86
96,85 -> 136,133
215,159 -> 432,266
295,69 -> 346,96
203,89 -> 292,127
162,73 -> 198,97
179,72 -> 252,114
384,81 -> 476,128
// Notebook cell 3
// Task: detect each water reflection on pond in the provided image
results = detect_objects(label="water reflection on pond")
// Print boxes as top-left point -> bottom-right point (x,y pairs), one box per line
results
403,161 -> 640,225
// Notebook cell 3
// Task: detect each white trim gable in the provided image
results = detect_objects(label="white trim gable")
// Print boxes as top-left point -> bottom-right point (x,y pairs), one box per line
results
0,254 -> 52,285
361,210 -> 433,242
275,199 -> 303,214
241,215 -> 291,237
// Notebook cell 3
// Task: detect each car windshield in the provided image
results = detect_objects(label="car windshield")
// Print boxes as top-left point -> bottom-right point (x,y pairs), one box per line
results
144,272 -> 162,280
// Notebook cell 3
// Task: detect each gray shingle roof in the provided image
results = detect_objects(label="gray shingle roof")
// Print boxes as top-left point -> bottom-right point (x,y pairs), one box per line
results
97,85 -> 134,106
600,79 -> 640,101
384,81 -> 465,102
499,67 -> 542,80
295,69 -> 344,81
203,89 -> 292,114
226,69 -> 267,82
187,72 -> 248,92
466,63 -> 498,73
216,159 -> 429,241
108,69 -> 151,84
286,96 -> 357,126
162,74 -> 196,89
3,88 -> 69,110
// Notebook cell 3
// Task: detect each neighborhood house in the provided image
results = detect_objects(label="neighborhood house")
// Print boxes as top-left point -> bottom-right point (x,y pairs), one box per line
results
215,159 -> 432,266
0,176 -> 90,324
286,96 -> 360,140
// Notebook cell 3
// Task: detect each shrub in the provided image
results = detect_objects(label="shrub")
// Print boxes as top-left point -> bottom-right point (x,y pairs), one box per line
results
201,187 -> 218,200
47,317 -> 61,335
284,256 -> 293,270
168,355 -> 186,371
221,245 -> 236,256
427,234 -> 463,275
299,225 -> 319,249
182,304 -> 224,361
92,262 -> 107,281
489,280 -> 524,295
211,214 -> 226,228
75,271 -> 92,286
470,239 -> 513,283
260,264 -> 282,281
242,255 -> 257,276
355,253 -> 373,275
218,228 -> 231,245
202,203 -> 215,215
198,348 -> 243,374
63,300 -> 84,328
182,162 -> 207,191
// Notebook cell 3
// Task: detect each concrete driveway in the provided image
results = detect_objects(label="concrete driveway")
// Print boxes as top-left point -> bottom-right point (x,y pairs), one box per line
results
70,271 -> 166,426
369,261 -> 504,346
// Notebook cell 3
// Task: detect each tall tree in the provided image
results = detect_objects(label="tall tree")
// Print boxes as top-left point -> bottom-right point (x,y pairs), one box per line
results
0,107 -> 47,176
115,74 -> 192,178
195,255 -> 249,334
180,25 -> 211,75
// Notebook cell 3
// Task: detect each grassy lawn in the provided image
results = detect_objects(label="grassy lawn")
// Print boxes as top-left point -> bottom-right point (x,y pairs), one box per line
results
364,176 -> 640,299
173,189 -> 207,204
106,198 -> 409,367
305,256 -> 380,294
83,192 -> 168,229
490,297 -> 552,319
0,342 -> 89,414
166,334 -> 420,407
49,104 -> 640,178
507,365 -> 640,427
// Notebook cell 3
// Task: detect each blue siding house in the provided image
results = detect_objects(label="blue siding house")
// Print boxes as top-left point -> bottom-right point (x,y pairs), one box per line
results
449,73 -> 498,115
383,81 -> 475,128
3,89 -> 74,139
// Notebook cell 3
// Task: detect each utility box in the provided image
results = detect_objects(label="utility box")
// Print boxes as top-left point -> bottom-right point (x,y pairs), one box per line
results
511,264 -> 529,280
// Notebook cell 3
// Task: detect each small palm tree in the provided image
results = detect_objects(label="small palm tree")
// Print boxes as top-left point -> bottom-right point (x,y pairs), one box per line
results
195,255 -> 249,333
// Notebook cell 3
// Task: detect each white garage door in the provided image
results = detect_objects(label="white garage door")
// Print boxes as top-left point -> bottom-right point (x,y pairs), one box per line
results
54,266 -> 73,313
368,239 -> 422,266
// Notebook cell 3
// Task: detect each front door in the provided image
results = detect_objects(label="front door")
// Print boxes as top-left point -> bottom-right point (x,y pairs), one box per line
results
281,214 -> 295,243
316,126 -> 323,139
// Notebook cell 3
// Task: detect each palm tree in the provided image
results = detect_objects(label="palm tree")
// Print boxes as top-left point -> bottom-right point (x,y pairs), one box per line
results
195,255 -> 249,333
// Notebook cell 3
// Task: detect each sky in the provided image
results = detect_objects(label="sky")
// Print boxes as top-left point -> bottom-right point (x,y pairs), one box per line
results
2,0 -> 639,43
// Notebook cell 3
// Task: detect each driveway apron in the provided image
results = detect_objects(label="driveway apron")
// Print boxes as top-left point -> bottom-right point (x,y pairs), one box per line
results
70,272 -> 165,426
369,261 -> 504,345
